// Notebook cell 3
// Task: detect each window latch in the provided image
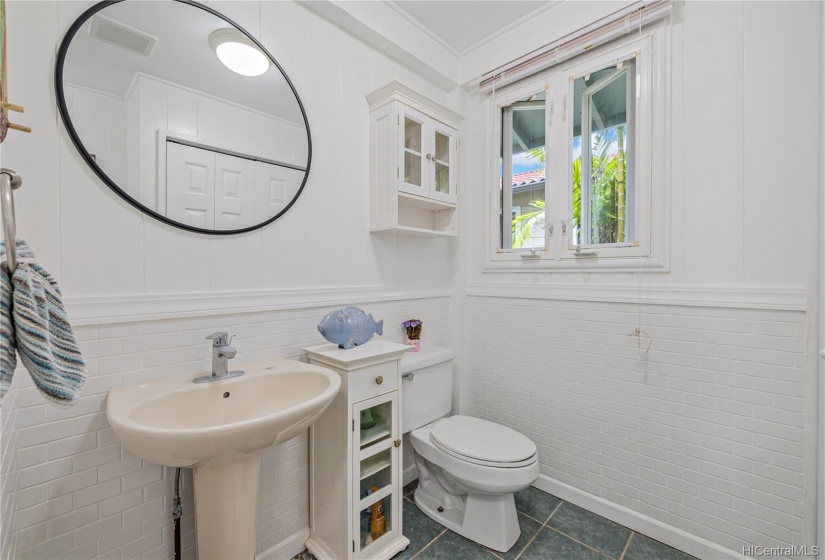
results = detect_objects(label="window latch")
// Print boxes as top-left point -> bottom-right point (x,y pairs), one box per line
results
521,248 -> 541,260
573,245 -> 598,257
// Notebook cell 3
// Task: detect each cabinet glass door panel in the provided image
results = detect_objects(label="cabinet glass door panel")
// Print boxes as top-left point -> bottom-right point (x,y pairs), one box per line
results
358,400 -> 393,450
429,124 -> 457,204
359,447 -> 392,497
357,494 -> 393,553
399,107 -> 428,197
352,392 -> 400,558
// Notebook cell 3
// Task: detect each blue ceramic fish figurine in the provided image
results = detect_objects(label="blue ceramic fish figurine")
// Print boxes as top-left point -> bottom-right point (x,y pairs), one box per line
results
318,306 -> 383,349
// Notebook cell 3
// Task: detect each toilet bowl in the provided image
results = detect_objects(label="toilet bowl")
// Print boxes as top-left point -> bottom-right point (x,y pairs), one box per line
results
401,348 -> 540,553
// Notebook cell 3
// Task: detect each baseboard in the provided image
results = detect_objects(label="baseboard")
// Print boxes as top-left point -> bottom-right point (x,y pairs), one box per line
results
403,464 -> 418,487
257,526 -> 310,560
533,475 -> 748,560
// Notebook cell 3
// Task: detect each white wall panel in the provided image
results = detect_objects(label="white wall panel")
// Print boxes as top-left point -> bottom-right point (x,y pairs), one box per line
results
463,1 -> 817,288
166,87 -> 198,139
742,2 -> 811,285
1,1 -> 459,559
679,0 -> 745,284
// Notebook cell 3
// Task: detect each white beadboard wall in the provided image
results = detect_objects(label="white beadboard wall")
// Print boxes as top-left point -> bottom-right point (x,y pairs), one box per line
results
63,84 -> 127,190
456,1 -> 822,558
128,74 -> 309,209
4,296 -> 449,560
0,0 -> 460,558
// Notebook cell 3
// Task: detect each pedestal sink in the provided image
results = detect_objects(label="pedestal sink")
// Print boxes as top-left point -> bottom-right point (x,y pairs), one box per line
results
107,360 -> 341,560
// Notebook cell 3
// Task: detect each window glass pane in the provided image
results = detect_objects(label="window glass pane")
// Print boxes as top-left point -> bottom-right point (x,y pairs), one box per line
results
499,91 -> 546,250
572,62 -> 634,246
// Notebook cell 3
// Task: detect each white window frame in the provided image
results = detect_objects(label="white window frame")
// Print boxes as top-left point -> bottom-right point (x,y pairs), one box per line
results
495,83 -> 551,252
486,24 -> 669,272
577,61 -> 636,248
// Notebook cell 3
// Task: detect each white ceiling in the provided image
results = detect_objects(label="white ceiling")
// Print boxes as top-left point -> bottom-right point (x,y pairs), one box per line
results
390,1 -> 557,54
62,1 -> 305,125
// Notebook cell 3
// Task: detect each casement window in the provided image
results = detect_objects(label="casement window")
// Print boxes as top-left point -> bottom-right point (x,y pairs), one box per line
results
490,29 -> 667,271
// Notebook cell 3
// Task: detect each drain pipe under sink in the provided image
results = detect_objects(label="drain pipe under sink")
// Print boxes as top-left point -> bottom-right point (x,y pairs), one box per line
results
173,468 -> 183,560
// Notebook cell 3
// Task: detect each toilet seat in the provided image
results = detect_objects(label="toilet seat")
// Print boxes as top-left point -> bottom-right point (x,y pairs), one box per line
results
429,415 -> 537,468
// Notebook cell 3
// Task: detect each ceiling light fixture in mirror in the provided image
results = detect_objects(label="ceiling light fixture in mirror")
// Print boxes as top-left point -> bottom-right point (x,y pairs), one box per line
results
55,0 -> 312,234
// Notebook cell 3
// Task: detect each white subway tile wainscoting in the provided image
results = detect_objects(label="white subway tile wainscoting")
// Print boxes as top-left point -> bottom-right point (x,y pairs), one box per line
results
2,296 -> 449,560
465,296 -> 810,559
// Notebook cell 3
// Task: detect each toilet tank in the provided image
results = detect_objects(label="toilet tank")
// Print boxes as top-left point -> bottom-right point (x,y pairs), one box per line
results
401,346 -> 454,433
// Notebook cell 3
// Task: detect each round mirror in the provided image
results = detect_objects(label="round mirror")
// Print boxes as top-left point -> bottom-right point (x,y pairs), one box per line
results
56,0 -> 311,234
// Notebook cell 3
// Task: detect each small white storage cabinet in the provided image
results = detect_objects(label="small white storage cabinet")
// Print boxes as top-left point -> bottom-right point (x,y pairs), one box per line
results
367,81 -> 462,238
304,341 -> 411,560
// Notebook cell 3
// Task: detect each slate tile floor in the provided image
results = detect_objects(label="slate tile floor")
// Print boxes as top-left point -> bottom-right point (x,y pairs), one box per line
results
293,482 -> 697,560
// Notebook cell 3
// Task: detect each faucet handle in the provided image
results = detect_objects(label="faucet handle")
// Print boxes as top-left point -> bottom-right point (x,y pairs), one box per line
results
206,332 -> 229,345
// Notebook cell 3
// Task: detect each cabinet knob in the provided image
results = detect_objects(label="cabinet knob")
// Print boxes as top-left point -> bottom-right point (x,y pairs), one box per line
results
394,439 -> 401,448
426,153 -> 432,160
375,376 -> 384,385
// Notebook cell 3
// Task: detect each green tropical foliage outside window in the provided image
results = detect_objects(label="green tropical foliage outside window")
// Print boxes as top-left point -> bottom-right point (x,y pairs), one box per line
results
511,125 -> 627,249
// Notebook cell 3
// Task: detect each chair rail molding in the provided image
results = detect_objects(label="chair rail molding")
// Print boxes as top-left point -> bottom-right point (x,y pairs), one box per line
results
64,284 -> 452,326
466,282 -> 807,311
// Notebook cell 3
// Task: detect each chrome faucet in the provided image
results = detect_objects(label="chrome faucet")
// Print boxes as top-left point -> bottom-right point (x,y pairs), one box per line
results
193,332 -> 245,383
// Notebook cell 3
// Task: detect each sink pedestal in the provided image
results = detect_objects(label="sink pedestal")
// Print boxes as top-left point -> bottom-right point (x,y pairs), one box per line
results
194,456 -> 261,560
106,360 -> 342,559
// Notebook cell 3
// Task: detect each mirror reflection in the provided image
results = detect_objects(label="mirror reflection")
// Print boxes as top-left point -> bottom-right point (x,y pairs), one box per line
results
58,0 -> 310,233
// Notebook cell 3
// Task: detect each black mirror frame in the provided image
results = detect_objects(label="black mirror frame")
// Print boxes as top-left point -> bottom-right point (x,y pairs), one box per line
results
55,0 -> 312,236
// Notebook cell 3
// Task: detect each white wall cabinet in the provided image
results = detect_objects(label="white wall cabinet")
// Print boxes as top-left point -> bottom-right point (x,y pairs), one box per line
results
304,341 -> 411,560
368,81 -> 462,238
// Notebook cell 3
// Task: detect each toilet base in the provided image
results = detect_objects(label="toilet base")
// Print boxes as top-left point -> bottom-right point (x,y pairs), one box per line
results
413,484 -> 520,553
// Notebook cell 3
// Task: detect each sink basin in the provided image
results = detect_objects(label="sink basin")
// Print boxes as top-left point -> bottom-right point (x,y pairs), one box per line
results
106,359 -> 341,560
108,360 -> 340,468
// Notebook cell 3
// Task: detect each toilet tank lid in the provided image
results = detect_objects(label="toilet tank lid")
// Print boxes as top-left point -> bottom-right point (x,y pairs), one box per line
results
401,346 -> 454,373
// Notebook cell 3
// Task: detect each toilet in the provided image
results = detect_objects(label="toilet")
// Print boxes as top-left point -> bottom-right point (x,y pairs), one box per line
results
401,347 -> 540,553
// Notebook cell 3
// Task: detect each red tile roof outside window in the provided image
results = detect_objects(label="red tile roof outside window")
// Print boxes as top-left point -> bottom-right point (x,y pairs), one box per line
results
511,169 -> 545,187
501,169 -> 546,189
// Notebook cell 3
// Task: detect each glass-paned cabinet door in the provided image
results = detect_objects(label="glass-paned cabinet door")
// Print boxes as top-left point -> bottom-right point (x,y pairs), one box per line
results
429,122 -> 457,205
352,392 -> 400,557
399,106 -> 428,198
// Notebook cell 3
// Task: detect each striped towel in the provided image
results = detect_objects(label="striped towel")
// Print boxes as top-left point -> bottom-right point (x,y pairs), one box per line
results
0,239 -> 85,405
0,246 -> 15,400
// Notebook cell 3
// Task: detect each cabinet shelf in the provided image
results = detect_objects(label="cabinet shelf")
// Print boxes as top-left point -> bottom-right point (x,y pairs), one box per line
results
370,225 -> 457,238
398,192 -> 456,211
360,424 -> 391,448
360,453 -> 392,480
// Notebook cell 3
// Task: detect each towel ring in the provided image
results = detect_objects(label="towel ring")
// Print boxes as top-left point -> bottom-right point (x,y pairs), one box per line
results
0,168 -> 22,272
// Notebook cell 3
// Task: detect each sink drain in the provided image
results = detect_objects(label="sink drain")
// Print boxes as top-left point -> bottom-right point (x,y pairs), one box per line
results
223,392 -> 230,398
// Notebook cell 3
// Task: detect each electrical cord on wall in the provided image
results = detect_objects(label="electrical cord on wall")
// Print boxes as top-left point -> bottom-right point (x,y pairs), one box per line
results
173,468 -> 182,560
